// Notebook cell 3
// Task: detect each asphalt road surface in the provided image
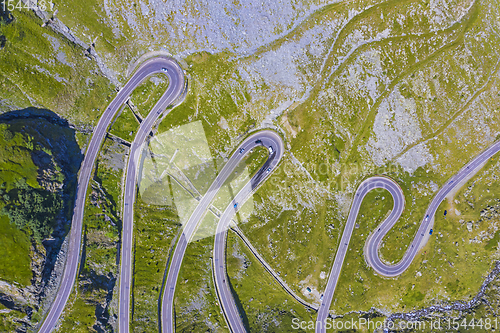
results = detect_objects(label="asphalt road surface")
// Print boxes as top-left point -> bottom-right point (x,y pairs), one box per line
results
119,59 -> 185,333
213,132 -> 284,333
315,140 -> 500,332
36,52 -> 500,333
37,56 -> 184,333
161,130 -> 283,333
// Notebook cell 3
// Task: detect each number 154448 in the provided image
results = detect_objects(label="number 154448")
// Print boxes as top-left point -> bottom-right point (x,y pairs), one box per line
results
2,0 -> 47,12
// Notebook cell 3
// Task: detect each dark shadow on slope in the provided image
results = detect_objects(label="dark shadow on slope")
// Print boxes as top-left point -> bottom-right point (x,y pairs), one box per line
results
0,107 -> 83,308
79,226 -> 88,276
225,269 -> 251,331
77,269 -> 116,333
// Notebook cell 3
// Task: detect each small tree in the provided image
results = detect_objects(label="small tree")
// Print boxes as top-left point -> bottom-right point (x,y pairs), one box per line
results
1,178 -> 63,241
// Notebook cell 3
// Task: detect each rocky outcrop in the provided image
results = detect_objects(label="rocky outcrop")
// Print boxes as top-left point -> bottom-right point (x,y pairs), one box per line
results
479,200 -> 500,220
0,281 -> 33,314
327,261 -> 500,330
387,261 -> 500,324
31,5 -> 119,87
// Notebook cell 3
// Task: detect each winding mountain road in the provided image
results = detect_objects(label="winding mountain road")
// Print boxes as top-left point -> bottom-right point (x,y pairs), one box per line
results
37,52 -> 500,333
316,140 -> 500,332
38,56 -> 185,333
212,132 -> 284,332
119,59 -> 185,332
161,130 -> 284,333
